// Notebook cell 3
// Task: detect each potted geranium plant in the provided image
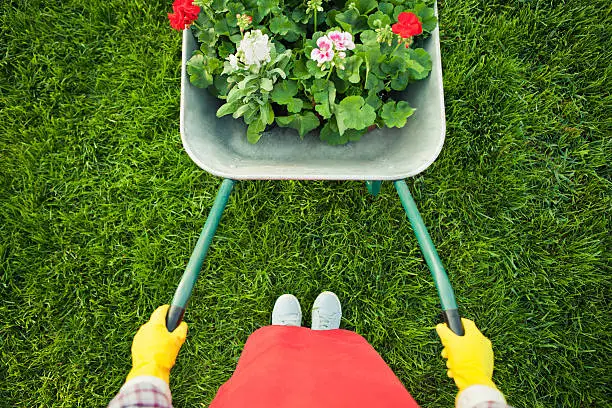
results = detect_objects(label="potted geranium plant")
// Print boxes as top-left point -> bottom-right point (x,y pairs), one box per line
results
168,0 -> 437,145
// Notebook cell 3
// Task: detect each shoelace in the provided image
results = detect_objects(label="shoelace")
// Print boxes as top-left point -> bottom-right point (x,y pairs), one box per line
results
280,313 -> 300,325
314,311 -> 339,329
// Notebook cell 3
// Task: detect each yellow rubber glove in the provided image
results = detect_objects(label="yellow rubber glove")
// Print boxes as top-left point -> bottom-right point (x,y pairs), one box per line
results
435,318 -> 496,391
126,305 -> 188,384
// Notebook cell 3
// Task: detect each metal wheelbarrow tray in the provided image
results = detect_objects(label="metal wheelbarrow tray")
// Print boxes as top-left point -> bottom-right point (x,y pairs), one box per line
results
167,14 -> 465,337
180,26 -> 445,181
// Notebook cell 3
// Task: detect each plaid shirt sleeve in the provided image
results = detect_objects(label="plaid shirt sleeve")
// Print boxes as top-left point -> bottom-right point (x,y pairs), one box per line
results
456,385 -> 512,408
108,376 -> 173,408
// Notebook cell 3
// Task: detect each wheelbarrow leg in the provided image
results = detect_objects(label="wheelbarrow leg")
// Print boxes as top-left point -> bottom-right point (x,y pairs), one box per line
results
166,178 -> 235,331
366,181 -> 382,197
393,180 -> 464,335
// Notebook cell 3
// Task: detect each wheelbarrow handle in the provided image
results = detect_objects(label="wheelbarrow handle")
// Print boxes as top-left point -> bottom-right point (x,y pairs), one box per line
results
442,309 -> 464,336
166,305 -> 186,332
394,180 -> 465,336
166,179 -> 235,332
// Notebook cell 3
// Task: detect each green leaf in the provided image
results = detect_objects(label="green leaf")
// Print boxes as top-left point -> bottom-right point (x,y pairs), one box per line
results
247,118 -> 266,143
365,90 -> 382,109
345,84 -> 364,96
292,59 -> 311,80
285,31 -> 300,42
346,0 -> 377,15
187,53 -> 214,88
276,112 -> 320,137
244,107 -> 258,124
365,72 -> 384,91
291,8 -> 309,24
359,30 -> 378,46
390,71 -> 409,90
211,0 -> 228,11
236,74 -> 259,90
227,86 -> 254,104
216,101 -> 240,117
332,76 -> 349,93
337,55 -> 363,84
212,75 -> 231,97
268,67 -> 288,80
271,80 -> 304,113
260,103 -> 275,125
380,100 -> 415,128
197,28 -> 217,45
381,55 -> 407,75
320,119 -> 367,145
367,11 -> 391,29
356,44 -> 384,77
325,10 -> 340,27
286,98 -> 304,113
243,0 -> 257,8
409,3 -> 438,33
312,79 -> 336,119
406,48 -> 432,80
226,2 -> 245,25
335,95 -> 376,135
345,127 -> 368,142
271,50 -> 292,72
271,80 -> 299,104
261,78 -> 274,92
232,102 -> 256,119
306,59 -> 327,79
319,119 -> 345,145
378,2 -> 394,16
270,15 -> 294,36
214,19 -> 231,36
217,41 -> 236,59
207,57 -> 223,74
255,0 -> 277,21
273,43 -> 288,57
335,9 -> 369,33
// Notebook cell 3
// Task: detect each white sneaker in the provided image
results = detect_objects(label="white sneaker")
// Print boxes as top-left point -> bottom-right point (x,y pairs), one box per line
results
272,294 -> 302,326
311,291 -> 342,330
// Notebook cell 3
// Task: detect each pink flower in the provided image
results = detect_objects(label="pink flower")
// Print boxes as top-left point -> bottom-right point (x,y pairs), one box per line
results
311,48 -> 335,65
310,35 -> 335,65
328,31 -> 343,44
316,36 -> 334,52
327,31 -> 355,51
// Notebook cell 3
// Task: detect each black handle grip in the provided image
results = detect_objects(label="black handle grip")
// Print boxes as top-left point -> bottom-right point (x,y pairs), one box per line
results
443,308 -> 464,336
166,305 -> 186,332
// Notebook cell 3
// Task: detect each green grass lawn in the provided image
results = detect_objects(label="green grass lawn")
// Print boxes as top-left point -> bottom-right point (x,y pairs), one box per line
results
1,0 -> 610,406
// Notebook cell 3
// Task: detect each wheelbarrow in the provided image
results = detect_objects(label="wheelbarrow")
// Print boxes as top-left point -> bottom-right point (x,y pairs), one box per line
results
166,16 -> 464,336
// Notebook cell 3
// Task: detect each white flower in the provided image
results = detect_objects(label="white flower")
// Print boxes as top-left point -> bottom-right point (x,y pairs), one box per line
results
237,30 -> 272,67
228,54 -> 239,70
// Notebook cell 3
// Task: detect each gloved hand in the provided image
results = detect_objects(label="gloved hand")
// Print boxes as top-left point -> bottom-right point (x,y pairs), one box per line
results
126,305 -> 188,384
435,318 -> 496,391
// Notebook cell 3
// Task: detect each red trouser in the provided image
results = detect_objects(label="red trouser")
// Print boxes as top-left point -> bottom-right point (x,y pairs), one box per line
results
210,326 -> 419,408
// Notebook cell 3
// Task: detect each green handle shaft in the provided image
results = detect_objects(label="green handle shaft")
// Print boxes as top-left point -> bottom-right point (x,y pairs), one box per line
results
166,179 -> 235,332
394,180 -> 464,335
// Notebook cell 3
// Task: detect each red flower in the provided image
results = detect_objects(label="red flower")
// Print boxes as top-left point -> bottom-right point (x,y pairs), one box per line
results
168,0 -> 201,31
392,12 -> 423,39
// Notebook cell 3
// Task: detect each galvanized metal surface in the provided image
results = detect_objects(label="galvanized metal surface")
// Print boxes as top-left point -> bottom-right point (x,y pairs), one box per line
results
180,13 -> 445,180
